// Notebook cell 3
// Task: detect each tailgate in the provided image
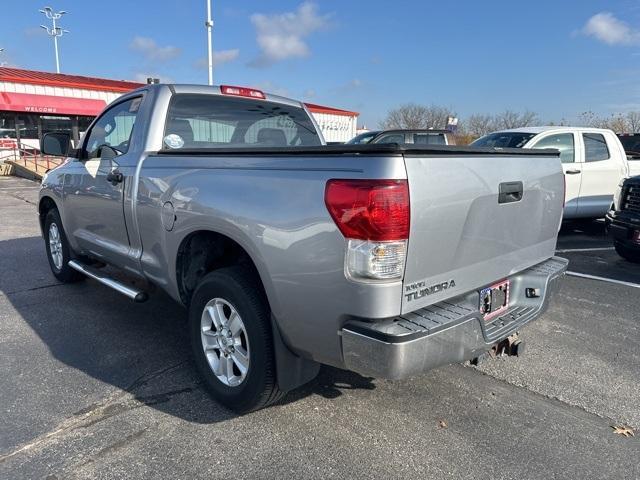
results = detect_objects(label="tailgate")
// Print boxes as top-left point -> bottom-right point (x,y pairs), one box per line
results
401,151 -> 563,314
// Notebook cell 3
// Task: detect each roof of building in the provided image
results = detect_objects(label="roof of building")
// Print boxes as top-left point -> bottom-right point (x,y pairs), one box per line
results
0,67 -> 359,117
304,102 -> 359,117
0,67 -> 144,93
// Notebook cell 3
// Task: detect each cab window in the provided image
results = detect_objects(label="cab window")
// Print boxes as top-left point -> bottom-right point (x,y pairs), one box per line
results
84,97 -> 141,159
532,133 -> 575,163
583,133 -> 610,162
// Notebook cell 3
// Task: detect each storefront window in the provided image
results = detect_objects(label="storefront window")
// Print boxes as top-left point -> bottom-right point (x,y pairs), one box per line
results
0,113 -> 16,138
15,115 -> 39,140
41,116 -> 72,137
78,116 -> 94,138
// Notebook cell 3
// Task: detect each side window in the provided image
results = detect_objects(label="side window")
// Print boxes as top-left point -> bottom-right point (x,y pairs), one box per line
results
583,133 -> 610,162
84,97 -> 141,159
414,133 -> 446,145
532,133 -> 575,164
375,134 -> 404,144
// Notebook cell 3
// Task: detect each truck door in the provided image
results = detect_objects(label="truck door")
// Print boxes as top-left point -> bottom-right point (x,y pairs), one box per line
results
529,132 -> 580,218
62,96 -> 142,267
578,132 -> 626,218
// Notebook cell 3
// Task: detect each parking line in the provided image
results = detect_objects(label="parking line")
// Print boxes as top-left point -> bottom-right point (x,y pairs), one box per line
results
566,271 -> 640,289
555,247 -> 614,253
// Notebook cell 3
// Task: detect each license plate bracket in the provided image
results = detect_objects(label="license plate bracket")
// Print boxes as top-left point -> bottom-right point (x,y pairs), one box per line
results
479,280 -> 510,321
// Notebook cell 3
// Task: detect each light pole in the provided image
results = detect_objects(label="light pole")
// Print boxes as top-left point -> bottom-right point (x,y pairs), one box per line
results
205,0 -> 213,85
39,7 -> 69,74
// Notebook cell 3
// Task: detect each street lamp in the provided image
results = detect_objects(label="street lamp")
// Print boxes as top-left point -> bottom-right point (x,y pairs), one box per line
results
39,6 -> 69,73
205,0 -> 213,85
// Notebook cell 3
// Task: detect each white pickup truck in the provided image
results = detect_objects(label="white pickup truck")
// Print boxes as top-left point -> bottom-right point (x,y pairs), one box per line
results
472,127 -> 640,219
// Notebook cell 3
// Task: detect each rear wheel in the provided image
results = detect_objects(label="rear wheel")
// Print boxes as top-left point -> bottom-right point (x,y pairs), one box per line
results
189,266 -> 284,413
614,241 -> 640,263
44,209 -> 84,283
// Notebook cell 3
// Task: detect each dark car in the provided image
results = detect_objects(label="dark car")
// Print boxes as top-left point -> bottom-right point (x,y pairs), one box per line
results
606,175 -> 640,262
346,129 -> 454,145
618,133 -> 640,158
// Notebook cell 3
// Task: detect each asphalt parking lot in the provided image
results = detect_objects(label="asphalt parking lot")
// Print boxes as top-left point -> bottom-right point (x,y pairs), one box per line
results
0,176 -> 638,480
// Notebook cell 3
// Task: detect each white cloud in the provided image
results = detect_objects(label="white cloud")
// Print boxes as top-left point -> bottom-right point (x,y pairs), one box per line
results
249,2 -> 332,67
582,12 -> 640,46
303,89 -> 316,99
130,36 -> 181,62
195,49 -> 240,68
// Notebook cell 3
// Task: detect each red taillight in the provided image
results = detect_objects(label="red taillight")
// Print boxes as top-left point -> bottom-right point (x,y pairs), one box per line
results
220,85 -> 265,99
325,179 -> 410,241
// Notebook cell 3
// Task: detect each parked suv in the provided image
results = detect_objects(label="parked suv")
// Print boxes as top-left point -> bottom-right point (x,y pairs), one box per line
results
606,176 -> 640,262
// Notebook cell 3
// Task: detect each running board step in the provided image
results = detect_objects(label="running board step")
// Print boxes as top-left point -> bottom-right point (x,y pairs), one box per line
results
68,260 -> 149,303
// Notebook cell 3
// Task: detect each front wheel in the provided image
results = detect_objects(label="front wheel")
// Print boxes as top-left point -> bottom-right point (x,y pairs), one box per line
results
189,266 -> 284,413
44,209 -> 84,283
614,241 -> 640,263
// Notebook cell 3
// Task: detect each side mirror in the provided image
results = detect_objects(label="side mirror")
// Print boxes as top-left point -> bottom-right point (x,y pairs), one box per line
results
41,132 -> 72,157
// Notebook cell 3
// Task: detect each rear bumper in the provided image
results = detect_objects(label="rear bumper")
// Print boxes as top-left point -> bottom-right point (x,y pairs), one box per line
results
341,256 -> 568,379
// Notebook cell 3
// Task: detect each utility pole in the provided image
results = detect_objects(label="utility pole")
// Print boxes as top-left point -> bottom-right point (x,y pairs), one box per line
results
39,7 -> 69,74
206,0 -> 214,85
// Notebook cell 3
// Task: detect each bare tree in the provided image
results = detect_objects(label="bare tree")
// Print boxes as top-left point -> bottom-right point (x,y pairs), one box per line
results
606,114 -> 629,134
465,114 -> 498,137
626,111 -> 640,133
380,103 -> 455,130
495,110 -> 539,130
578,111 -> 630,132
577,111 -> 606,128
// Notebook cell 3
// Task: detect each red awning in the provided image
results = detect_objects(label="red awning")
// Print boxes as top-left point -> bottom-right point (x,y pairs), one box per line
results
0,92 -> 106,116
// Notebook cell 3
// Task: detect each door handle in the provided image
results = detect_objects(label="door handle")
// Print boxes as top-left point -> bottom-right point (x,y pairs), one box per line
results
565,169 -> 581,175
498,181 -> 523,204
106,169 -> 124,185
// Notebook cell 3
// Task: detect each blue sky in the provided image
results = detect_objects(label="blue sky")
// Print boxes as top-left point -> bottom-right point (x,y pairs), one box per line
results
1,0 -> 639,126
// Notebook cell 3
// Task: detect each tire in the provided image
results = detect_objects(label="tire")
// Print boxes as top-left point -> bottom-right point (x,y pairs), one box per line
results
614,241 -> 640,263
44,209 -> 85,283
189,266 -> 284,413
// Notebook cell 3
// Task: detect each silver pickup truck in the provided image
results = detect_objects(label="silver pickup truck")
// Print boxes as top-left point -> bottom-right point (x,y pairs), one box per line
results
38,84 -> 568,412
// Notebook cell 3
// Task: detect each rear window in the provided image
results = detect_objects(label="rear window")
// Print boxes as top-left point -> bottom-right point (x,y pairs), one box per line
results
163,94 -> 321,149
471,132 -> 535,148
583,133 -> 610,162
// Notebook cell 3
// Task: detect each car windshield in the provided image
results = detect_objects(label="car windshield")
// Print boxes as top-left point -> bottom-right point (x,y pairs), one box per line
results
346,131 -> 379,144
472,132 -> 536,148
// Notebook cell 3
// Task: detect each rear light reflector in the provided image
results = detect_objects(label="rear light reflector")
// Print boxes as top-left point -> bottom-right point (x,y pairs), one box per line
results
220,85 -> 265,99
346,239 -> 407,280
324,179 -> 409,241
325,179 -> 410,281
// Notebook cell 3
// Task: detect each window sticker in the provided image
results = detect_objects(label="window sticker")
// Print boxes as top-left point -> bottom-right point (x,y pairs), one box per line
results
164,134 -> 184,149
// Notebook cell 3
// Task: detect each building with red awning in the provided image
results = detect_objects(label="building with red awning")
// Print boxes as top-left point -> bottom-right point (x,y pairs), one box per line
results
0,67 -> 359,147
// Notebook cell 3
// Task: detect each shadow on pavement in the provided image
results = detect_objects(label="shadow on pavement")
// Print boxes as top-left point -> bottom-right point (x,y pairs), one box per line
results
1,236 -> 376,426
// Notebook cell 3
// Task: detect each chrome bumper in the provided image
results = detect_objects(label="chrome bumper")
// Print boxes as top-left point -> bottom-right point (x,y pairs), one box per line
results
341,257 -> 568,379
